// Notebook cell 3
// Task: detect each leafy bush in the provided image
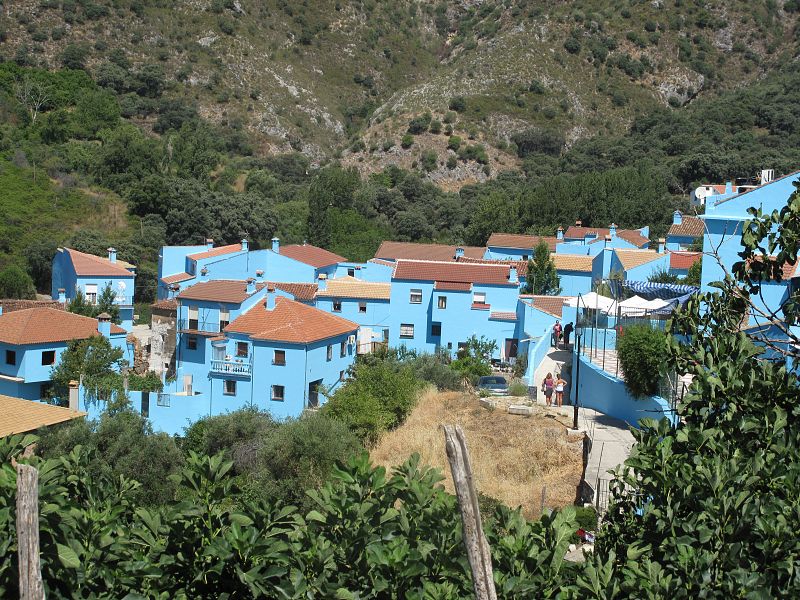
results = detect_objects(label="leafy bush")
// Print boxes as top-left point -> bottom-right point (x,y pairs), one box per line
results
407,111 -> 431,134
616,324 -> 668,397
447,135 -> 461,151
448,95 -> 466,112
511,128 -> 565,158
564,37 -> 581,54
508,380 -> 528,397
0,265 -> 35,299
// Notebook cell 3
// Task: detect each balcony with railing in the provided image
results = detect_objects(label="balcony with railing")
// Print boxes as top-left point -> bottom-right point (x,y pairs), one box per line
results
210,360 -> 252,376
178,319 -> 222,334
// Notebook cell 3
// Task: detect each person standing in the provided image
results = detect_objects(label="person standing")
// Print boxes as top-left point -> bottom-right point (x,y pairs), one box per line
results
553,321 -> 562,348
555,374 -> 567,407
563,322 -> 574,349
542,372 -> 554,406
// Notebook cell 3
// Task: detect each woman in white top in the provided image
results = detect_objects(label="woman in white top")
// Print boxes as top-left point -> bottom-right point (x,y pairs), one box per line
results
555,375 -> 567,407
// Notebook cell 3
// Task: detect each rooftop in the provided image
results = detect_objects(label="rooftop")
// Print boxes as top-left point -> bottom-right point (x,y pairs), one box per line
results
177,280 -> 266,304
374,241 -> 484,262
281,243 -> 346,268
669,251 -> 702,270
0,395 -> 87,437
60,248 -> 135,277
667,215 -> 705,238
225,296 -> 358,344
0,299 -> 64,313
0,308 -> 125,345
393,260 -> 514,286
270,282 -> 318,302
551,254 -> 594,273
520,295 -> 570,318
614,249 -> 667,271
486,233 -> 558,252
161,272 -> 194,285
563,226 -> 649,248
186,243 -> 244,261
316,276 -> 391,300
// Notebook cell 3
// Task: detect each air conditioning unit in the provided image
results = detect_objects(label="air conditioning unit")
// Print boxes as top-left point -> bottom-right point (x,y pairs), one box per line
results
347,335 -> 356,345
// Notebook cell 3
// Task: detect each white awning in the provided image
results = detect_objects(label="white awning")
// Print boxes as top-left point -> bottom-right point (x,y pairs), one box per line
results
565,292 -> 617,313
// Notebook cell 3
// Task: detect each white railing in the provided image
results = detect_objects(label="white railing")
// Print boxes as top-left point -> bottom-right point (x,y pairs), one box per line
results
210,360 -> 252,376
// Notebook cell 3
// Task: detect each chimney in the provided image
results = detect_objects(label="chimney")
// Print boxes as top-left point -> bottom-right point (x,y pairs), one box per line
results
604,234 -> 611,247
575,220 -> 582,227
107,247 -> 117,263
454,246 -> 464,259
97,313 -> 111,337
271,237 -> 280,253
205,238 -> 214,249
609,223 -> 617,237
200,266 -> 209,280
318,273 -> 328,291
658,238 -> 665,254
673,210 -> 682,225
246,277 -> 256,294
761,169 -> 775,184
556,227 -> 563,241
509,266 -> 518,284
241,238 -> 249,252
265,285 -> 276,310
68,380 -> 80,412
255,269 -> 264,278
57,288 -> 66,304
725,181 -> 733,194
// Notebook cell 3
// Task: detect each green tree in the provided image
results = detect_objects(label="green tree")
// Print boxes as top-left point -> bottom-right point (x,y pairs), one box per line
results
524,241 -> 561,295
25,239 -> 58,293
450,335 -> 497,383
50,335 -> 127,405
0,265 -> 36,299
306,166 -> 360,248
684,258 -> 702,286
615,324 -> 668,397
59,44 -> 89,70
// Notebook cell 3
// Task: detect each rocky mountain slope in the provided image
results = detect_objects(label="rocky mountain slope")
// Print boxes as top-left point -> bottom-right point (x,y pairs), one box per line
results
2,0 -> 799,186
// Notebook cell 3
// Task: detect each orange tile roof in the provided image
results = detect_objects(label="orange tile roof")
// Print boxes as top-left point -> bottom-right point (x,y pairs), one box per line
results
316,276 -> 390,300
615,249 -> 667,271
745,256 -> 800,280
521,295 -> 569,318
434,281 -> 473,291
61,248 -> 134,277
667,215 -> 705,238
225,296 -> 358,344
0,299 -> 64,313
151,299 -> 178,311
393,260 -> 514,286
374,241 -> 485,261
0,308 -> 125,345
617,230 -> 650,248
368,258 -> 395,267
564,227 -> 649,248
486,233 -> 558,252
187,243 -> 244,261
0,395 -> 86,437
457,257 -> 529,277
489,311 -> 517,321
281,244 -> 346,268
177,280 -> 266,304
551,254 -> 594,273
669,251 -> 702,270
161,272 -> 194,285
270,282 -> 318,302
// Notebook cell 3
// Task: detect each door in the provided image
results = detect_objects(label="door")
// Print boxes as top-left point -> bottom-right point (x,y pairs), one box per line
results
183,374 -> 193,395
504,338 -> 518,359
213,345 -> 225,362
308,379 -> 323,408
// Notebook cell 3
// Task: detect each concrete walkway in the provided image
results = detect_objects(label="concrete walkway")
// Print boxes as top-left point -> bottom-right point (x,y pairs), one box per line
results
533,345 -> 573,394
579,408 -> 635,510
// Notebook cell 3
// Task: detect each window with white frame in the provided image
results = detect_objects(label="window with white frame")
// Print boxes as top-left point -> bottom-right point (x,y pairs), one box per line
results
409,289 -> 422,304
473,292 -> 486,304
84,284 -> 98,304
400,324 -> 414,339
271,385 -> 285,401
219,307 -> 230,329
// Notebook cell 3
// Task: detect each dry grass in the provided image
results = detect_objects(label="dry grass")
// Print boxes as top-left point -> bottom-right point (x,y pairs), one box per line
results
371,388 -> 583,519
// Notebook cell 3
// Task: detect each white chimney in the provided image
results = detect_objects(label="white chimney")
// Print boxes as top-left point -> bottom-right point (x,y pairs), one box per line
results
241,238 -> 249,252
205,238 -> 214,249
673,210 -> 682,225
97,313 -> 111,337
318,273 -> 328,291
761,169 -> 775,184
509,266 -> 518,284
246,277 -> 256,294
107,247 -> 117,263
58,288 -> 66,304
271,237 -> 280,253
557,227 -> 563,241
265,285 -> 276,310
454,247 -> 464,259
68,380 -> 80,411
658,238 -> 665,254
609,223 -> 617,237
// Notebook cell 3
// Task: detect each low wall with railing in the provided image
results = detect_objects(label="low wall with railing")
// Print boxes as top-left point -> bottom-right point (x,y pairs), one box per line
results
525,324 -> 554,385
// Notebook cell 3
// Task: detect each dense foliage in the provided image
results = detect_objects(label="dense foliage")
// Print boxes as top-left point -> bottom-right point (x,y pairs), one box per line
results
524,241 -> 561,295
615,324 -> 668,397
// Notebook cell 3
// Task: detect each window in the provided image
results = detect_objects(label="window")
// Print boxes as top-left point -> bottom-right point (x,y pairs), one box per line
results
339,370 -> 345,381
437,295 -> 447,309
358,302 -> 367,313
271,385 -> 285,401
224,380 -> 236,396
347,268 -> 355,277
41,350 -> 55,366
273,350 -> 286,365
409,289 -> 422,304
188,306 -> 199,330
340,341 -> 346,357
5,350 -> 16,365
219,307 -> 230,329
327,345 -> 333,361
236,342 -> 248,358
186,336 -> 197,350
400,324 -> 414,339
333,299 -> 342,312
40,383 -> 52,400
85,284 -> 98,304
473,292 -> 486,304
431,323 -> 442,337
522,255 -> 529,261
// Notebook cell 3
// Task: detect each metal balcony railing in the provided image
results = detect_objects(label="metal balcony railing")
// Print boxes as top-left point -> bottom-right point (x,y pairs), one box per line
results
178,319 -> 222,334
210,360 -> 252,376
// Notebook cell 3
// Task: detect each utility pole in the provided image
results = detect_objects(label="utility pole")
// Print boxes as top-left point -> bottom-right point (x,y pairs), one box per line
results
573,332 -> 581,430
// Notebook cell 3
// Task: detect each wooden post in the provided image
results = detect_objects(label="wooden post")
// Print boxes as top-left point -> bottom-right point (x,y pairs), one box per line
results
16,464 -> 44,600
443,425 -> 497,600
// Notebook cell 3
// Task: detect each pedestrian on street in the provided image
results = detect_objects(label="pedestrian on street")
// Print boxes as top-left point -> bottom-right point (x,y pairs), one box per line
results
563,322 -> 574,349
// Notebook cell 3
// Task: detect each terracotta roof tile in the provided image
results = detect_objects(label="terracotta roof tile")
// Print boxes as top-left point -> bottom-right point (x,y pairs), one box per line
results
667,215 -> 705,238
0,395 -> 86,437
471,302 -> 490,310
489,311 -> 517,321
615,249 -> 667,271
552,254 -> 594,273
0,299 -> 64,313
616,230 -> 650,248
316,276 -> 390,300
374,241 -> 484,261
745,256 -> 800,280
225,296 -> 357,344
161,272 -> 194,285
521,295 -> 569,318
271,282 -> 318,302
368,258 -> 395,267
486,233 -> 558,252
669,251 -> 702,270
434,281 -> 473,291
564,227 -> 649,248
177,280 -> 267,304
0,308 -> 125,345
393,260 -> 514,286
61,248 -> 135,277
457,257 -> 529,277
281,244 -> 346,268
187,243 -> 243,261
151,299 -> 178,311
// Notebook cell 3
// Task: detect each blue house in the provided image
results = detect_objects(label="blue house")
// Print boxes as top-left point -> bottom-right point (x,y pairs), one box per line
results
0,307 -> 128,401
315,275 -> 391,353
666,211 -> 704,251
563,222 -> 650,249
610,249 -> 671,281
552,254 -> 600,295
51,247 -> 137,331
157,239 -> 246,299
388,260 -> 521,360
484,233 -> 558,261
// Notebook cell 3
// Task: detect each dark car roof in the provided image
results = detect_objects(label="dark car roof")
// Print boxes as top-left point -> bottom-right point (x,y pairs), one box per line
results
479,376 -> 507,384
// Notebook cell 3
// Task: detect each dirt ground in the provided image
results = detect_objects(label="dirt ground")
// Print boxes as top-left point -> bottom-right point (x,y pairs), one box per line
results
370,389 -> 584,519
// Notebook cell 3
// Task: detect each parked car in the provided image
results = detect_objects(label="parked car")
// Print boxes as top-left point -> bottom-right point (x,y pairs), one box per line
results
478,375 -> 508,396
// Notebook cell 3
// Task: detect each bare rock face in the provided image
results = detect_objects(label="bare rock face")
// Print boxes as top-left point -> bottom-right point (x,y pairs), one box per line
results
656,69 -> 705,106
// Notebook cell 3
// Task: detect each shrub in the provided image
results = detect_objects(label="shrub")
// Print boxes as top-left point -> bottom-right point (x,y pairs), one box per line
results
407,111 -> 432,134
182,408 -> 277,459
447,135 -> 462,151
421,150 -> 438,172
407,352 -> 462,390
511,128 -> 564,158
616,324 -> 668,397
508,380 -> 528,397
447,155 -> 457,169
401,133 -> 414,148
564,37 -> 581,54
429,119 -> 442,134
449,95 -> 466,112
0,265 -> 35,299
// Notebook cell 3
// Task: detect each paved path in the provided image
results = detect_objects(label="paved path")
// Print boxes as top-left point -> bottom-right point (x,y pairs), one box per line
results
533,344 -> 573,398
579,407 -> 636,509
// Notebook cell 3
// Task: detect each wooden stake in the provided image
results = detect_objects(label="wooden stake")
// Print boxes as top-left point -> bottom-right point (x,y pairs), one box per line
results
443,425 -> 497,600
16,464 -> 44,600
